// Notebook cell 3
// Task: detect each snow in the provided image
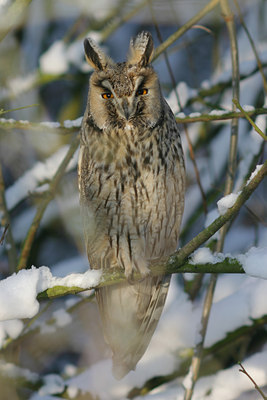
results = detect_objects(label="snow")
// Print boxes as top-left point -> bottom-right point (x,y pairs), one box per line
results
0,117 -> 15,123
63,116 -> 83,128
217,192 -> 239,215
39,41 -> 68,75
167,81 -> 197,113
7,73 -> 37,96
217,164 -> 264,217
38,374 -> 65,396
64,271 -> 267,398
192,350 -> 267,400
52,308 -> 72,327
188,112 -> 201,118
0,360 -> 39,383
5,144 -> 78,211
39,36 -> 93,75
0,266 -> 101,322
63,364 -> 77,378
234,117 -> 264,192
31,395 -> 62,400
209,109 -> 228,116
0,319 -> 23,347
40,121 -> 61,128
0,0 -> 10,9
67,386 -> 79,398
183,365 -> 194,390
239,247 -> 267,279
1,3 -> 267,400
242,104 -> 255,112
0,268 -> 42,320
190,247 -> 219,264
246,164 -> 264,185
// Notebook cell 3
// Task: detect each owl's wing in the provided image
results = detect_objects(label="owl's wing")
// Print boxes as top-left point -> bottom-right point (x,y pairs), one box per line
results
95,274 -> 170,379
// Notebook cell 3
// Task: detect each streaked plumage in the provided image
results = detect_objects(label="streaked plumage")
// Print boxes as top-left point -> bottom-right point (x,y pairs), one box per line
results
78,31 -> 185,379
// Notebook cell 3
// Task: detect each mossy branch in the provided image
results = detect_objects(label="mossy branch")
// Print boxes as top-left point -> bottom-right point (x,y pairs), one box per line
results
1,107 -> 267,134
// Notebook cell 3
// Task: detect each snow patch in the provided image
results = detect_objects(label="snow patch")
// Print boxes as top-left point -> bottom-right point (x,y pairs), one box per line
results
63,116 -> 82,128
217,193 -> 239,215
190,248 -> 226,265
239,247 -> 267,279
0,266 -> 101,322
39,41 -> 68,75
246,164 -> 263,185
39,374 -> 65,396
242,104 -> 255,112
209,109 -> 228,116
52,308 -> 72,327
6,144 -> 78,210
0,320 -> 23,347
0,360 -> 39,383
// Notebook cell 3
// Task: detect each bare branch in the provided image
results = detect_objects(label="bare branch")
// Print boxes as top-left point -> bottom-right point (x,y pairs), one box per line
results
17,135 -> 80,271
239,362 -> 267,400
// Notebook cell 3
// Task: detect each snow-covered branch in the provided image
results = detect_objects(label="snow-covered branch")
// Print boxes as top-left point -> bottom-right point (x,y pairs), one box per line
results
0,161 -> 264,323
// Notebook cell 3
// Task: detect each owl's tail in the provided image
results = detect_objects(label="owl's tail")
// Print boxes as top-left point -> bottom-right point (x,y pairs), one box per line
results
95,274 -> 170,379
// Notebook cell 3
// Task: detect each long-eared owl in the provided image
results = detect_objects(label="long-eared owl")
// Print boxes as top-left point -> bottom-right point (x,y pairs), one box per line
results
78,31 -> 185,379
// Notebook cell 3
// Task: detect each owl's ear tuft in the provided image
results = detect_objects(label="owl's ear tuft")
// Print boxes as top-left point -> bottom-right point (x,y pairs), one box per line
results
84,38 -> 113,71
128,31 -> 154,68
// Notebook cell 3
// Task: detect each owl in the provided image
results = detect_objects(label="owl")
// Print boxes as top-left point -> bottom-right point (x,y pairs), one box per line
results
78,31 -> 185,379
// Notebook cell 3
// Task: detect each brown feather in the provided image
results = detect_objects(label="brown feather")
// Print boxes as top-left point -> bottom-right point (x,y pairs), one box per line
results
78,31 -> 185,379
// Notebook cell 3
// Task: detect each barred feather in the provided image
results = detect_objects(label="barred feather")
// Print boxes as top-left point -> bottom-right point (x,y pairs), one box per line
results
79,31 -> 185,379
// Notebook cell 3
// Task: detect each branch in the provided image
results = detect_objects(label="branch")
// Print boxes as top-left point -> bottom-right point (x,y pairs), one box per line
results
233,100 -> 267,141
184,1 -> 240,397
0,117 -> 80,134
0,0 -> 33,42
239,363 -> 267,400
37,160 -> 267,300
175,107 -> 267,123
17,135 -> 80,271
37,257 -> 243,300
153,0 -> 220,60
0,164 -> 17,273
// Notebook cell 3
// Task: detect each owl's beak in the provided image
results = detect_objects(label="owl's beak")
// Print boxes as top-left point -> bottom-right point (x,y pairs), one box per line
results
121,98 -> 131,120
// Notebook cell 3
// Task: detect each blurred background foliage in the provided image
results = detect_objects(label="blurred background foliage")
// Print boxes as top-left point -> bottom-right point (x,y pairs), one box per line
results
0,0 -> 266,399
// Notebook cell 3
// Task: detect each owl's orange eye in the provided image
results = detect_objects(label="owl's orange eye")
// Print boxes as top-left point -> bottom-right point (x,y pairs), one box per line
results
136,88 -> 148,96
102,92 -> 114,100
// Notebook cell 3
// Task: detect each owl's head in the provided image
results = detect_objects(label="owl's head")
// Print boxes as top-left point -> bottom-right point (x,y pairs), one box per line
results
84,32 -> 163,130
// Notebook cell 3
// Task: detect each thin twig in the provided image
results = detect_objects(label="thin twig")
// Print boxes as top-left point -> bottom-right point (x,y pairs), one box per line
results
183,1 -> 240,398
17,135 -> 80,271
153,0 -> 220,61
148,0 -> 207,214
234,0 -> 267,95
184,128 -> 208,214
100,0 -> 152,42
233,99 -> 267,141
0,225 -> 9,245
0,164 -> 17,272
239,362 -> 267,400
